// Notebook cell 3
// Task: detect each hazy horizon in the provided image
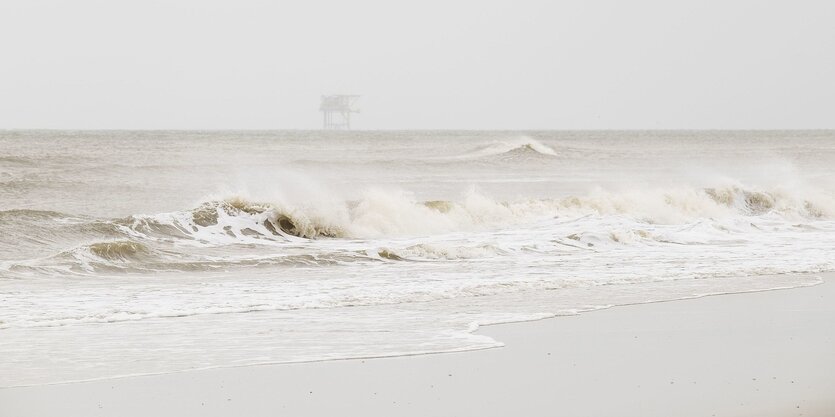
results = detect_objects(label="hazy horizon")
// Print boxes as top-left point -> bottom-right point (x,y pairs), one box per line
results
3,128 -> 835,133
2,0 -> 833,130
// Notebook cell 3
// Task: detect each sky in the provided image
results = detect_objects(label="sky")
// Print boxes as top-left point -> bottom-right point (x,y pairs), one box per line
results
0,0 -> 833,130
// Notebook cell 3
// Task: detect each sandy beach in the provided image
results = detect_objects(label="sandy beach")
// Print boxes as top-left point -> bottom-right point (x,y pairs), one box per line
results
3,273 -> 832,417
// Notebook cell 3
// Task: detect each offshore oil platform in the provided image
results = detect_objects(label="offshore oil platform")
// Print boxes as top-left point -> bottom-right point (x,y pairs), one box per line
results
319,95 -> 360,129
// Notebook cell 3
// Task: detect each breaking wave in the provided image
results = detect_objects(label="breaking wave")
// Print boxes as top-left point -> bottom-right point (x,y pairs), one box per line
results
6,183 -> 830,246
2,182 -> 832,275
165,184 -> 832,240
558,185 -> 833,223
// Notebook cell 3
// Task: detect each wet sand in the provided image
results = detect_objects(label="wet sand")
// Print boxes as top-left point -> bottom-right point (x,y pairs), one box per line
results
2,274 -> 833,417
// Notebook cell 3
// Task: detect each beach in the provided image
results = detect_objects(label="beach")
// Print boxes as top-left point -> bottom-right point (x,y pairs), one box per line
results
4,0 -> 835,414
3,273 -> 832,417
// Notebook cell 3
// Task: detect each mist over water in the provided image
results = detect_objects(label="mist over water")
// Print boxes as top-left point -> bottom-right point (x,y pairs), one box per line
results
2,130 -> 834,386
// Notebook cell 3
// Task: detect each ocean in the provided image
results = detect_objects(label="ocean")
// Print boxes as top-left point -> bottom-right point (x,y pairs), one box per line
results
1,130 -> 833,387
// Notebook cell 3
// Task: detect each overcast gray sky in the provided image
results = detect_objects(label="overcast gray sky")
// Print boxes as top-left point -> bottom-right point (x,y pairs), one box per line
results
1,0 -> 833,129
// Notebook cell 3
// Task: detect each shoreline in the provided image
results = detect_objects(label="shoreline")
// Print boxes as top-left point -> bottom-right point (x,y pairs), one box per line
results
0,274 -> 822,390
3,273 -> 834,416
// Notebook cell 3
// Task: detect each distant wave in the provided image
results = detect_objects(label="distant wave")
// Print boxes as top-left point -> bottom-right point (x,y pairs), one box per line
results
455,137 -> 559,160
0,156 -> 35,165
0,208 -> 72,220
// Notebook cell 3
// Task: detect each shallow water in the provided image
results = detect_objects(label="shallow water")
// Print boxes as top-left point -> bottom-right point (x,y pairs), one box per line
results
1,130 -> 834,386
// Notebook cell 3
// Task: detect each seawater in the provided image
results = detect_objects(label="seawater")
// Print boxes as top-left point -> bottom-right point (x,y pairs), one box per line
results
1,130 -> 834,386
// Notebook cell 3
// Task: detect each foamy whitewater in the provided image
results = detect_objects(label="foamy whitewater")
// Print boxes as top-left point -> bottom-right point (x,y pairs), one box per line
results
1,130 -> 834,386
